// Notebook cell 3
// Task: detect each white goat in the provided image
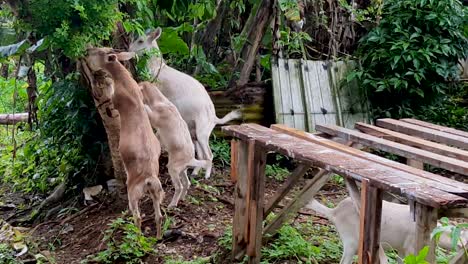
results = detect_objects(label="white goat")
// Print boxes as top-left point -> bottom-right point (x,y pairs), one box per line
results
84,47 -> 165,238
306,194 -> 468,264
128,28 -> 242,177
139,81 -> 212,208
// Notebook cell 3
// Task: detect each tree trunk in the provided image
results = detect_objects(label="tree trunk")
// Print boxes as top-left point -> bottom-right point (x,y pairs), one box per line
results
0,113 -> 28,125
78,60 -> 127,185
27,66 -> 38,130
1,64 -> 8,78
199,0 -> 229,60
228,0 -> 274,88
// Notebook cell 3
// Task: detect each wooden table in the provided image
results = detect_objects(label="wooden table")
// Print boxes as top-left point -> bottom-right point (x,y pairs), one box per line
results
222,120 -> 468,264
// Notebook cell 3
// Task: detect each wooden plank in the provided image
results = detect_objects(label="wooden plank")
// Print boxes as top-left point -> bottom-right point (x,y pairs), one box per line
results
271,124 -> 468,196
328,61 -> 344,127
231,140 -> 249,260
311,61 -> 337,125
264,164 -> 310,216
414,203 -> 437,263
271,57 -> 284,124
356,122 -> 468,162
223,124 -> 468,208
230,139 -> 239,184
401,118 -> 468,139
263,169 -> 331,239
304,60 -> 326,128
316,124 -> 468,176
300,59 -> 315,131
287,59 -> 306,131
407,159 -> 424,170
377,119 -> 468,150
246,140 -> 266,264
277,59 -> 295,127
358,180 -> 383,264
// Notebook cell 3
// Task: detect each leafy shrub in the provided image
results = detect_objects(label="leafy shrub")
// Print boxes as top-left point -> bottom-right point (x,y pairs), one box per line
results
262,225 -> 321,264
350,0 -> 468,118
0,79 -> 106,193
0,243 -> 21,264
85,216 -> 157,263
23,0 -> 124,58
416,84 -> 468,130
210,137 -> 231,167
265,164 -> 289,181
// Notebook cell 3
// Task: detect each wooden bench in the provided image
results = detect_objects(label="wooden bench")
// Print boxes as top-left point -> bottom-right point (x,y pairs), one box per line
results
222,123 -> 468,264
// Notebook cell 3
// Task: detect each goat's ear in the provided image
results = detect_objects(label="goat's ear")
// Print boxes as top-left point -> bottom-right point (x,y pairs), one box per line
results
108,54 -> 118,62
148,27 -> 162,41
116,52 -> 136,61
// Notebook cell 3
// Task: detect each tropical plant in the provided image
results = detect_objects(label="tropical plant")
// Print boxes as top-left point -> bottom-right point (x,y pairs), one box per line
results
349,0 -> 468,118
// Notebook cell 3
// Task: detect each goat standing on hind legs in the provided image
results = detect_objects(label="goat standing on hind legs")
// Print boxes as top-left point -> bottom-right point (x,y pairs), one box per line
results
84,47 -> 165,238
129,27 -> 242,178
139,81 -> 212,208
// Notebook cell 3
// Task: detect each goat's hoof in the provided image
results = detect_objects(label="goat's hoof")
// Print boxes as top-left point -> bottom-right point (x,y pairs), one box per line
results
168,203 -> 178,209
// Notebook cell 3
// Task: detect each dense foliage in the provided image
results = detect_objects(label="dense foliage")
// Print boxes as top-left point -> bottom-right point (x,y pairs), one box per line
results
0,77 -> 107,193
350,0 -> 468,117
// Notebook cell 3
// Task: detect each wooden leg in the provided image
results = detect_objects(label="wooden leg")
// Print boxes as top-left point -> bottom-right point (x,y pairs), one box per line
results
264,164 -> 310,217
246,140 -> 267,264
232,139 -> 249,260
414,203 -> 437,263
231,139 -> 239,184
358,179 -> 383,264
407,159 -> 424,170
263,169 -> 331,240
231,139 -> 267,263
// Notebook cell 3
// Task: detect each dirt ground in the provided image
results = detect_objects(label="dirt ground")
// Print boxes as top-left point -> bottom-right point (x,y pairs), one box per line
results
0,163 -> 347,264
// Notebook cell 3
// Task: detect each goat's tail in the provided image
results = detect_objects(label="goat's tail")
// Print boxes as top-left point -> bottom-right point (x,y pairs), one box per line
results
215,109 -> 242,125
188,158 -> 212,179
304,199 -> 333,219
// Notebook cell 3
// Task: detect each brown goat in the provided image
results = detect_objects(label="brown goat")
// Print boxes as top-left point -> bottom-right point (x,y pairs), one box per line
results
84,47 -> 164,238
139,81 -> 212,208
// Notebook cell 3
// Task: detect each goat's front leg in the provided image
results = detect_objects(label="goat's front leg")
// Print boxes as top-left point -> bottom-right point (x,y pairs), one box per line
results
146,177 -> 164,239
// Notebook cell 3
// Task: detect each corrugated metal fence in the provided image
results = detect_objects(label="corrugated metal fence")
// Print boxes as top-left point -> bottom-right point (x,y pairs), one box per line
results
271,58 -> 370,132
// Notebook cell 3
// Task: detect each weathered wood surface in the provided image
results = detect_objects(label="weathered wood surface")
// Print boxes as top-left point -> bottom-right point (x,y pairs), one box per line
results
355,122 -> 468,162
271,124 -> 468,197
0,113 -> 28,125
316,124 -> 468,176
414,203 -> 438,262
272,59 -> 369,132
401,118 -> 468,139
271,58 -> 307,130
230,139 -> 266,263
358,180 -> 383,264
329,61 -> 370,128
231,140 -> 249,260
222,124 -> 468,208
264,164 -> 310,216
377,119 -> 468,150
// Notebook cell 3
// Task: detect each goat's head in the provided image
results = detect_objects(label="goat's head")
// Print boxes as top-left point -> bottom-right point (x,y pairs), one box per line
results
84,47 -> 135,72
128,27 -> 162,55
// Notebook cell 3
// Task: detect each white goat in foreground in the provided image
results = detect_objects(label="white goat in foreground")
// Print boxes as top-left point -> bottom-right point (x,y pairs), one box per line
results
84,48 -> 165,238
129,28 -> 242,177
305,189 -> 468,264
139,81 -> 212,208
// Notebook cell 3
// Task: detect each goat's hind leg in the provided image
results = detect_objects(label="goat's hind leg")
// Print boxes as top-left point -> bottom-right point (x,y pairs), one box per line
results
179,168 -> 191,200
167,162 -> 184,208
127,184 -> 144,230
191,140 -> 204,176
146,177 -> 165,239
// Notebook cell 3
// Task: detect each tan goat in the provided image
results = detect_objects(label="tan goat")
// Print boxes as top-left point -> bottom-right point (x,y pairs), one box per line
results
139,81 -> 212,208
84,47 -> 165,238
